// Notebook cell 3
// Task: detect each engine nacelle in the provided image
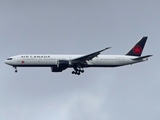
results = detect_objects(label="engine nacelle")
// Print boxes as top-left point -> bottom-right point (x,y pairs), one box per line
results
51,60 -> 70,72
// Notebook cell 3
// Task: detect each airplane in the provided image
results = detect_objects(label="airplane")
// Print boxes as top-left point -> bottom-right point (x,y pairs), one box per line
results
5,36 -> 152,75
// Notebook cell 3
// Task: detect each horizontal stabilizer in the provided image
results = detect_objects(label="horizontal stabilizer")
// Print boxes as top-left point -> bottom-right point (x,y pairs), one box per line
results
132,55 -> 153,60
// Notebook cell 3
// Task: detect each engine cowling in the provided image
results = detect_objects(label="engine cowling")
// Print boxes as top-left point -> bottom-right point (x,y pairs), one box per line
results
51,60 -> 70,72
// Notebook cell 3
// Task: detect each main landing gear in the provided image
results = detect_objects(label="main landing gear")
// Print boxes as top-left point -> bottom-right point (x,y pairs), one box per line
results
72,67 -> 84,75
13,66 -> 18,73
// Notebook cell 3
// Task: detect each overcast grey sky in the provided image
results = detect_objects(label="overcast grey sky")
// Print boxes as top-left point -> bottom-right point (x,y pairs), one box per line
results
0,1 -> 159,120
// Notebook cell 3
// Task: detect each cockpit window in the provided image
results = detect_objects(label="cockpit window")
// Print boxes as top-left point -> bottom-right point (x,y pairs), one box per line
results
7,58 -> 13,60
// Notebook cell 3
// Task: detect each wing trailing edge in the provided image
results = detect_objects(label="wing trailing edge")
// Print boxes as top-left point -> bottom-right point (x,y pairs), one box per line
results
71,47 -> 111,64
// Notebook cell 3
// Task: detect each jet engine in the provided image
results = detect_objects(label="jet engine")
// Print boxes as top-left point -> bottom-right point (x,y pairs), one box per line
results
51,60 -> 70,72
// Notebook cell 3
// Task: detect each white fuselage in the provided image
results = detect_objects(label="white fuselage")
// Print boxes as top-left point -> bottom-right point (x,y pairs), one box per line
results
4,37 -> 151,75
5,54 -> 146,67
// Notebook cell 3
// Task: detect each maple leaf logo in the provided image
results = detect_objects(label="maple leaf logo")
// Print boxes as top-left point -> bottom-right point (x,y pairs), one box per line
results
133,45 -> 142,55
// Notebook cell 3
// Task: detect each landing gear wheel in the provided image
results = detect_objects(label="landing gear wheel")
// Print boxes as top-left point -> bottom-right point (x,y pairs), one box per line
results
72,71 -> 75,74
77,72 -> 80,75
72,67 -> 85,75
72,71 -> 81,75
15,70 -> 18,73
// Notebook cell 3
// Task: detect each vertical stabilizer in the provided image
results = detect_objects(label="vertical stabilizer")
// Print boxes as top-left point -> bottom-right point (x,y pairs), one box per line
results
126,37 -> 147,56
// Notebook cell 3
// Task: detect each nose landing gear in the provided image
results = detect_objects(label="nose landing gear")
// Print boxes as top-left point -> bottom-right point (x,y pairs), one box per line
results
13,66 -> 18,73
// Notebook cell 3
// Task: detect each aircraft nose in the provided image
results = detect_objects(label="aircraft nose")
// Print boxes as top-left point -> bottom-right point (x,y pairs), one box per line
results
5,60 -> 11,65
5,60 -> 8,64
5,57 -> 14,65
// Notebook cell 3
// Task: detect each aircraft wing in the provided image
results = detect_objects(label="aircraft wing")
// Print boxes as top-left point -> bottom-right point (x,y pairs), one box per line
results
71,47 -> 111,64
